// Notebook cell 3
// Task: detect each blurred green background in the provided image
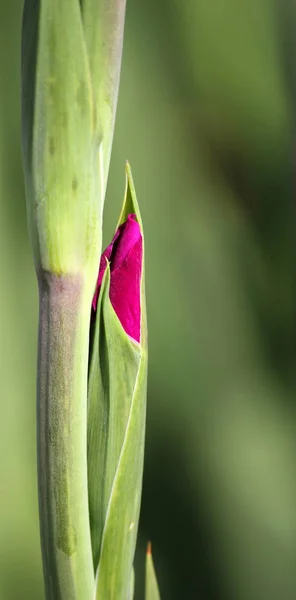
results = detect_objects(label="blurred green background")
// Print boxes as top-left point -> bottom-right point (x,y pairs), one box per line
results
1,1 -> 296,598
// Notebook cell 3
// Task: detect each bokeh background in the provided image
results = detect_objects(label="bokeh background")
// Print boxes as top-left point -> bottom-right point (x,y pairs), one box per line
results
1,1 -> 296,598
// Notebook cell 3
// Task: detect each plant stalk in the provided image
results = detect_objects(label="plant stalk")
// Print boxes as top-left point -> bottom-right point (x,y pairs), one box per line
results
37,271 -> 94,600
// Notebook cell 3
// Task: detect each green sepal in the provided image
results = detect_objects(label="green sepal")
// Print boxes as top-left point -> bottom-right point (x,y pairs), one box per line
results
87,164 -> 147,599
145,544 -> 161,600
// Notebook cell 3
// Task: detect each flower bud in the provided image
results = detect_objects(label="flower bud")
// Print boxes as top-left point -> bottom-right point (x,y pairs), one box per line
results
87,164 -> 147,598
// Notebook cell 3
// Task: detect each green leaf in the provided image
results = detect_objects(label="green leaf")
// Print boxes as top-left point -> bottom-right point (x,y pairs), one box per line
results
22,0 -> 100,279
80,0 -> 127,198
87,165 -> 147,599
129,568 -> 135,600
145,544 -> 161,600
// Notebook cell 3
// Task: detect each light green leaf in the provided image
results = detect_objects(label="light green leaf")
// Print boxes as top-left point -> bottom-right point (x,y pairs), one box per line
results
22,0 -> 100,279
145,544 -> 161,600
81,0 -> 127,199
129,567 -> 135,600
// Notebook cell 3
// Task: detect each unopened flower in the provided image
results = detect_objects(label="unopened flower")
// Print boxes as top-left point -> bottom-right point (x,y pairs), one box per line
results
88,165 -> 147,598
92,213 -> 142,343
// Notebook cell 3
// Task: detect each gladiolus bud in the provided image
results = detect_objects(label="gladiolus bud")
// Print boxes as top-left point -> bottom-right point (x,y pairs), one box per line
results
92,213 -> 142,342
87,164 -> 147,599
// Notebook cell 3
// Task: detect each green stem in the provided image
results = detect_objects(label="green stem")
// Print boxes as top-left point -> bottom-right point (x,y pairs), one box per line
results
37,271 -> 94,600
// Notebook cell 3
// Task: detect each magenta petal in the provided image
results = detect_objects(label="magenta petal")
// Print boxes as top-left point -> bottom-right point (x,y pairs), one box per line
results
93,214 -> 142,343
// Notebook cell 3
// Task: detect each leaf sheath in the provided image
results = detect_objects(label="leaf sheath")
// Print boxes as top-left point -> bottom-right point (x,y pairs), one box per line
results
37,272 -> 94,600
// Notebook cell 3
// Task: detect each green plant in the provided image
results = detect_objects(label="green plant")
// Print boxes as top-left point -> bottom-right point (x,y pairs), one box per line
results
21,1 -> 160,598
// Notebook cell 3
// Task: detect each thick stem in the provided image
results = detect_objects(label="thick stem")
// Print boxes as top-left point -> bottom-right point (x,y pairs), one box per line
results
37,272 -> 94,600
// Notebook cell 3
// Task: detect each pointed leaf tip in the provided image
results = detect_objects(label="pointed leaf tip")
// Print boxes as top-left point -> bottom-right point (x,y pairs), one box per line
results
116,162 -> 142,229
145,543 -> 161,600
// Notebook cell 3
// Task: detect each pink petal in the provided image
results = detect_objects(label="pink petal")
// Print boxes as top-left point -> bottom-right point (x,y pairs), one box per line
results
93,214 -> 142,342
